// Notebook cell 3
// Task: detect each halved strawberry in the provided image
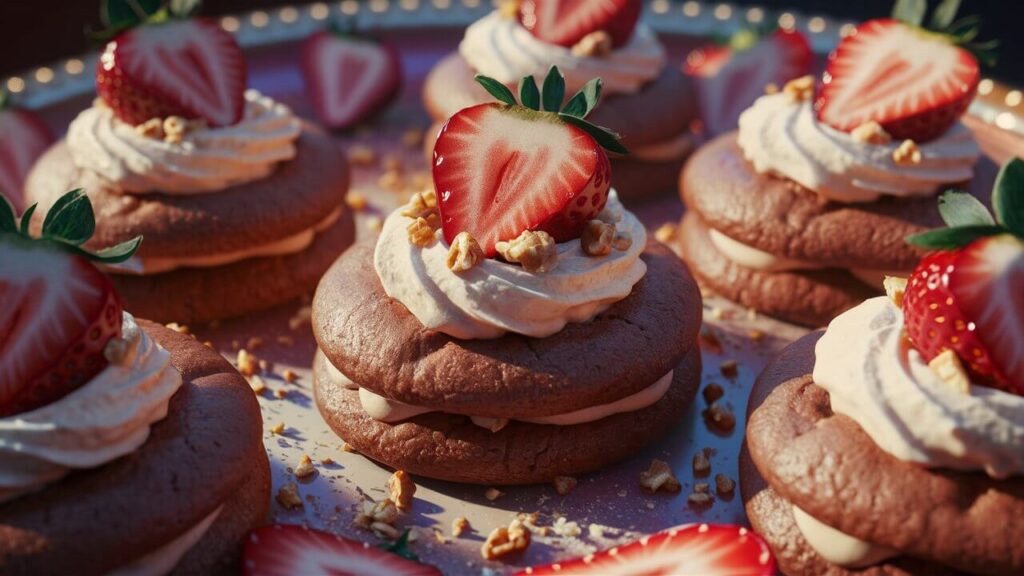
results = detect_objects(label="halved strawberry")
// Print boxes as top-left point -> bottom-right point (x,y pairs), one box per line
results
685,29 -> 812,136
519,0 -> 643,49
517,524 -> 776,575
816,18 -> 979,142
300,30 -> 402,130
243,525 -> 441,576
96,18 -> 246,126
0,103 -> 53,211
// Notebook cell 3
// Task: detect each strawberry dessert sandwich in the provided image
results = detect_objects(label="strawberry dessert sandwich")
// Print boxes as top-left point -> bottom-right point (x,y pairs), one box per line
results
24,0 -> 354,324
422,0 -> 699,201
0,191 -> 269,575
312,70 -> 703,484
741,160 -> 1024,575
677,2 -> 996,326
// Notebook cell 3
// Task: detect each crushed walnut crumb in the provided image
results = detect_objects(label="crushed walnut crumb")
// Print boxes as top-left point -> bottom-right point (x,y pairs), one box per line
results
893,139 -> 922,165
484,487 -> 504,501
719,360 -> 739,378
276,483 -> 303,509
851,121 -> 892,144
348,144 -> 377,165
388,470 -> 417,511
764,82 -> 779,95
447,232 -> 484,273
703,403 -> 736,433
282,369 -> 298,383
495,229 -> 558,273
481,518 -> 530,560
294,455 -> 316,478
702,383 -> 724,405
342,442 -> 357,453
783,75 -> 814,103
581,220 -> 615,257
136,118 -> 164,140
401,189 -> 438,219
237,349 -> 259,376
572,30 -> 613,57
274,388 -> 289,399
928,349 -> 972,394
715,473 -> 736,495
162,116 -> 191,144
269,422 -> 286,435
320,457 -> 335,465
452,516 -> 470,537
612,231 -> 633,251
248,375 -> 267,394
640,459 -> 681,493
884,276 -> 908,308
346,191 -> 369,212
747,329 -> 764,343
692,451 -> 711,477
407,217 -> 438,247
553,475 -> 578,496
165,322 -> 190,334
354,498 -> 400,538
654,222 -> 677,243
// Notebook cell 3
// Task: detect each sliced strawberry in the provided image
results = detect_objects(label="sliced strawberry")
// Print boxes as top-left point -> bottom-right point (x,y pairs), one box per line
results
903,235 -> 1024,394
243,525 -> 441,576
519,0 -> 643,49
518,523 -> 776,575
433,103 -> 610,256
816,18 -> 979,143
96,18 -> 246,127
0,237 -> 123,417
300,31 -> 402,130
0,106 -> 54,210
685,29 -> 812,136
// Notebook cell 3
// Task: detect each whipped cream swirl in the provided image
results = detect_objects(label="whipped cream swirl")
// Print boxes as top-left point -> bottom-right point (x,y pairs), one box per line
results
813,297 -> 1024,478
0,314 -> 183,502
459,11 -> 665,95
737,93 -> 980,203
67,90 -> 301,194
375,191 -> 647,339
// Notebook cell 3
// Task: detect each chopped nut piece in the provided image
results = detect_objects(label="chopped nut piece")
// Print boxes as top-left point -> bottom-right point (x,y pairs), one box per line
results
720,360 -> 739,378
928,349 -> 972,394
639,459 -> 681,493
851,120 -> 892,144
553,475 -> 578,496
371,522 -> 400,539
294,455 -> 316,478
161,116 -> 188,143
703,403 -> 737,433
348,144 -> 377,165
692,451 -> 711,477
269,422 -> 286,435
702,383 -> 725,405
747,329 -> 764,342
342,442 -> 357,453
276,483 -> 303,509
715,473 -> 736,495
764,82 -> 779,95
612,231 -> 633,251
447,232 -> 484,273
884,276 -> 908,308
581,220 -> 615,257
320,457 -> 335,465
687,491 -> 713,507
481,518 -> 530,560
355,498 -> 399,531
246,336 -> 263,350
484,487 -> 504,501
136,118 -> 165,139
654,222 -> 677,243
366,215 -> 384,234
388,470 -> 417,511
893,139 -> 922,165
783,75 -> 814,102
551,517 -> 581,537
236,349 -> 259,376
282,369 -> 298,383
346,191 -> 368,212
248,375 -> 267,394
495,230 -> 559,273
401,191 -> 432,219
694,482 -> 710,494
274,388 -> 288,399
572,30 -> 613,57
452,516 -> 470,537
165,322 -> 190,334
289,305 -> 313,331
407,217 -> 438,247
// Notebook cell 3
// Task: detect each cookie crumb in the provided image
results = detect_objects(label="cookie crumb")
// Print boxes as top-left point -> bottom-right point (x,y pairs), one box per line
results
884,276 -> 908,308
288,306 -> 313,331
165,322 -> 190,334
282,369 -> 299,383
702,383 -> 725,405
551,516 -> 581,537
342,442 -> 357,453
694,482 -> 710,494
654,222 -> 677,243
355,498 -> 399,532
320,457 -> 335,465
747,329 -> 764,343
495,229 -> 559,273
893,139 -> 922,165
481,518 -> 530,560
136,118 -> 165,139
346,191 -> 369,212
276,483 -> 303,509
571,30 -> 613,57
269,422 -> 286,435
402,128 -> 424,148
719,360 -> 739,378
553,475 -> 578,496
851,120 -> 892,144
274,388 -> 289,399
294,455 -> 316,478
248,375 -> 267,394
764,82 -> 779,95
692,451 -> 711,477
715,473 -> 736,495
783,75 -> 814,103
688,491 -> 713,507
581,220 -> 616,257
348,144 -> 377,165
447,232 -> 484,273
703,403 -> 736,433
388,470 -> 417,511
452,516 -> 470,537
484,487 -> 504,502
162,116 -> 188,143
639,459 -> 681,493
928,349 -> 972,394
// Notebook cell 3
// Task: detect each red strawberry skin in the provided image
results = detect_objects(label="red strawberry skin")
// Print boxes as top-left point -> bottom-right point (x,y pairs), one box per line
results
0,238 -> 123,417
0,107 -> 54,210
903,235 -> 1024,394
300,31 -> 402,130
96,18 -> 246,127
816,18 -> 979,143
243,524 -> 441,576
518,523 -> 776,575
519,0 -> 643,49
433,103 -> 610,256
685,29 -> 812,136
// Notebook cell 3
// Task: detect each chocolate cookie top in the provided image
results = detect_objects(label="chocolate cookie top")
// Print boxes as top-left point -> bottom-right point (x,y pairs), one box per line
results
313,240 -> 702,419
0,321 -> 265,576
422,52 -> 698,149
746,333 -> 1024,575
681,134 -> 998,271
25,122 -> 349,259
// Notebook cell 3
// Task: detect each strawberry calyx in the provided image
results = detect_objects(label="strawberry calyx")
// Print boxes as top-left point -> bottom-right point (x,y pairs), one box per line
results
0,189 -> 142,264
889,0 -> 997,66
90,0 -> 202,42
474,66 -> 628,155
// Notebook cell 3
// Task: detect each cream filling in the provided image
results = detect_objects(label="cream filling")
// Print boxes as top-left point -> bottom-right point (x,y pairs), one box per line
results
792,505 -> 898,568
327,360 -> 672,428
629,131 -> 697,163
107,209 -> 342,275
107,505 -> 223,576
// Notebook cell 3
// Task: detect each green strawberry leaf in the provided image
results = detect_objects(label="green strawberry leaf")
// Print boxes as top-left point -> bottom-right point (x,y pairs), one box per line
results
892,0 -> 926,26
474,75 -> 517,106
559,114 -> 628,155
937,189 -> 995,227
80,235 -> 144,264
168,0 -> 202,18
19,203 -> 37,235
906,225 -> 1006,249
930,0 -> 962,30
380,530 -> 419,562
0,196 -> 16,234
41,189 -> 95,246
519,76 -> 541,111
562,78 -> 603,119
101,0 -> 162,29
993,156 -> 1024,237
542,66 -> 565,112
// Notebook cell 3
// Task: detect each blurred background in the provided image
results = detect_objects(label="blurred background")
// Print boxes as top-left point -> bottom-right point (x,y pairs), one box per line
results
0,0 -> 1021,84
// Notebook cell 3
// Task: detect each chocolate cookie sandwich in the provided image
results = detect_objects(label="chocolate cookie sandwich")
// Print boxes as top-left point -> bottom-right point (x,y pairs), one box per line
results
314,70 -> 702,484
24,1 -> 354,324
0,191 -> 269,575
677,4 -> 994,326
422,0 -> 698,201
741,163 -> 1024,575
